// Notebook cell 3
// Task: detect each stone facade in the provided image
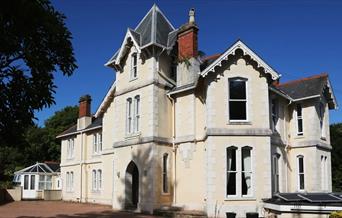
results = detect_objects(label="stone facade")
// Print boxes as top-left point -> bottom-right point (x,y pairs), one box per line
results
58,5 -> 338,218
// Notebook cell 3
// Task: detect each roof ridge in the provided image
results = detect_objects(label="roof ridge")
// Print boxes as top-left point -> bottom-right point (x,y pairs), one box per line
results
277,73 -> 328,87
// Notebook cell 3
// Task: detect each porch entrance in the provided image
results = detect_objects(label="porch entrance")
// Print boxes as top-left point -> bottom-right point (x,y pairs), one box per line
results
125,161 -> 139,209
22,174 -> 37,199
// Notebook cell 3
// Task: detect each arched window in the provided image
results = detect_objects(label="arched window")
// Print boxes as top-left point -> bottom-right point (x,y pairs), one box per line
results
126,98 -> 132,134
272,153 -> 280,193
131,53 -> 138,79
92,170 -> 97,191
97,169 -> 102,190
228,78 -> 248,121
297,155 -> 305,191
226,146 -> 238,196
241,146 -> 252,196
134,95 -> 140,132
162,153 -> 169,193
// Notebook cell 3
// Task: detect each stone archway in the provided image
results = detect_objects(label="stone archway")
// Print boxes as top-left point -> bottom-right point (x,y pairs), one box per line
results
125,161 -> 139,209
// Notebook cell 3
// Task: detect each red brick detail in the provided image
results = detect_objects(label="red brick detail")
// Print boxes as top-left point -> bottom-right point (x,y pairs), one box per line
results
79,95 -> 91,118
178,27 -> 198,60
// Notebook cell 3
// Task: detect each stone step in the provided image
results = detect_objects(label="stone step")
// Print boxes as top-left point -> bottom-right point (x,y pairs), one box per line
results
154,208 -> 207,218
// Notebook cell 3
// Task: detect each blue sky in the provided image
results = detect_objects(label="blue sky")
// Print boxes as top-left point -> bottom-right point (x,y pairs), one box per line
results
36,0 -> 342,125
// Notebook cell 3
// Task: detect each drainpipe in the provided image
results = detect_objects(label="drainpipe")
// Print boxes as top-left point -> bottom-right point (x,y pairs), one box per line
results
166,93 -> 176,205
80,132 -> 83,202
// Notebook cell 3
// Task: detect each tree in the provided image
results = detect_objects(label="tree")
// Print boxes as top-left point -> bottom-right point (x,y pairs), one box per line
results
331,123 -> 342,192
0,0 -> 77,146
0,0 -> 77,183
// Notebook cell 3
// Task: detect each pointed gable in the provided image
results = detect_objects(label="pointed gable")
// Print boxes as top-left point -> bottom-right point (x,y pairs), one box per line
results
200,40 -> 280,81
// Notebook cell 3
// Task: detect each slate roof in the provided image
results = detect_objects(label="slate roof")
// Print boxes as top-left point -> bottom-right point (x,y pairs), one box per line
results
277,73 -> 328,100
57,117 -> 102,138
106,4 -> 176,66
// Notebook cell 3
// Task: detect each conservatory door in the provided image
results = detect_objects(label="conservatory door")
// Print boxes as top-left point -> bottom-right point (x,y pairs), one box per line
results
22,174 -> 37,199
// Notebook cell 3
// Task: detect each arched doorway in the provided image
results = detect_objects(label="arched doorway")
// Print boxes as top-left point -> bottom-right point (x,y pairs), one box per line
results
125,161 -> 139,209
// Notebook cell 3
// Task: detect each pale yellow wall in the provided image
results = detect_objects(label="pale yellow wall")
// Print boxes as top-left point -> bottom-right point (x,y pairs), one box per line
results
205,58 -> 270,130
115,45 -> 154,94
175,141 -> 206,210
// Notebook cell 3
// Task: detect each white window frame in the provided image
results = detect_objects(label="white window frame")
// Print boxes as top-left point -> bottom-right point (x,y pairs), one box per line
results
319,102 -> 326,139
271,99 -> 278,132
92,170 -> 97,191
272,154 -> 280,194
66,172 -> 73,192
134,95 -> 140,133
67,138 -> 75,159
297,155 -> 305,191
97,169 -> 102,191
296,104 -> 303,136
70,171 -> 74,192
126,98 -> 133,134
130,53 -> 138,79
226,145 -> 254,199
321,155 -> 328,191
226,146 -> 238,198
228,78 -> 248,122
93,133 -> 102,154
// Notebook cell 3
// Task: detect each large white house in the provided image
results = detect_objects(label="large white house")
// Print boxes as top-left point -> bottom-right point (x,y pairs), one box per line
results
57,5 -> 340,218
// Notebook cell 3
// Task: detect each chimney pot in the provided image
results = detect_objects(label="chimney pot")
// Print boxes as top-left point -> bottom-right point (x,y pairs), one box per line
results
189,8 -> 195,24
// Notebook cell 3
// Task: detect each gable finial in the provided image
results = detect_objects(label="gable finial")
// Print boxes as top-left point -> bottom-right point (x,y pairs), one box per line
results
189,8 -> 195,24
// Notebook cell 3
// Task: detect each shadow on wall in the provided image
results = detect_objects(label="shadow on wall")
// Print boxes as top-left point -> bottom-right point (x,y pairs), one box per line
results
115,144 -> 177,213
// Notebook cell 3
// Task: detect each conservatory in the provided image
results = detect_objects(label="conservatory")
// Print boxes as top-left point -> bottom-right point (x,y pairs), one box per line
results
13,162 -> 61,199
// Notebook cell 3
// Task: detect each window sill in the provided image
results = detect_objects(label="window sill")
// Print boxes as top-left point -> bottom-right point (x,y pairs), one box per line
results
92,153 -> 102,158
129,77 -> 138,82
320,137 -> 327,141
161,192 -> 171,196
224,196 -> 256,201
125,132 -> 141,140
91,190 -> 102,194
294,135 -> 305,139
228,121 -> 252,125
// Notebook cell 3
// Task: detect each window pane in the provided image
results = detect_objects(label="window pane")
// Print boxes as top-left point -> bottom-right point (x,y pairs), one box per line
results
241,147 -> 251,171
242,147 -> 252,195
227,148 -> 236,171
300,174 -> 305,190
24,175 -> 29,190
299,157 -> 304,173
30,175 -> 35,190
163,154 -> 168,193
298,119 -> 303,133
229,101 -> 246,120
297,104 -> 302,116
229,80 -> 246,99
227,172 -> 236,195
242,172 -> 252,195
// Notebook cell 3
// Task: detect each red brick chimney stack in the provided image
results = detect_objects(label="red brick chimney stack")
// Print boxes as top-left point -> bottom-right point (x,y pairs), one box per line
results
79,95 -> 92,118
177,8 -> 198,61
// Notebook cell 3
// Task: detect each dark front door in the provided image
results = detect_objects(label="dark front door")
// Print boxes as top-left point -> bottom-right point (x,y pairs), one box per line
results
125,161 -> 139,209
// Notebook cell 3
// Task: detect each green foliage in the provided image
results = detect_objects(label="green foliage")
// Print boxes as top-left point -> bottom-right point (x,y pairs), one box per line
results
0,105 -> 78,187
331,123 -> 342,192
0,0 -> 76,183
330,211 -> 342,218
0,0 -> 77,147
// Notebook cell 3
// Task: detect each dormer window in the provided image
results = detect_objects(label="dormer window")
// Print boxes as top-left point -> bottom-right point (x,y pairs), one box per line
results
229,78 -> 248,122
131,53 -> 138,79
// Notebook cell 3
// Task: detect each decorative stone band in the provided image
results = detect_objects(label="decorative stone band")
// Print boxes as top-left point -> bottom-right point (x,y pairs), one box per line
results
113,136 -> 172,148
114,78 -> 172,97
291,140 -> 332,150
206,128 -> 273,136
